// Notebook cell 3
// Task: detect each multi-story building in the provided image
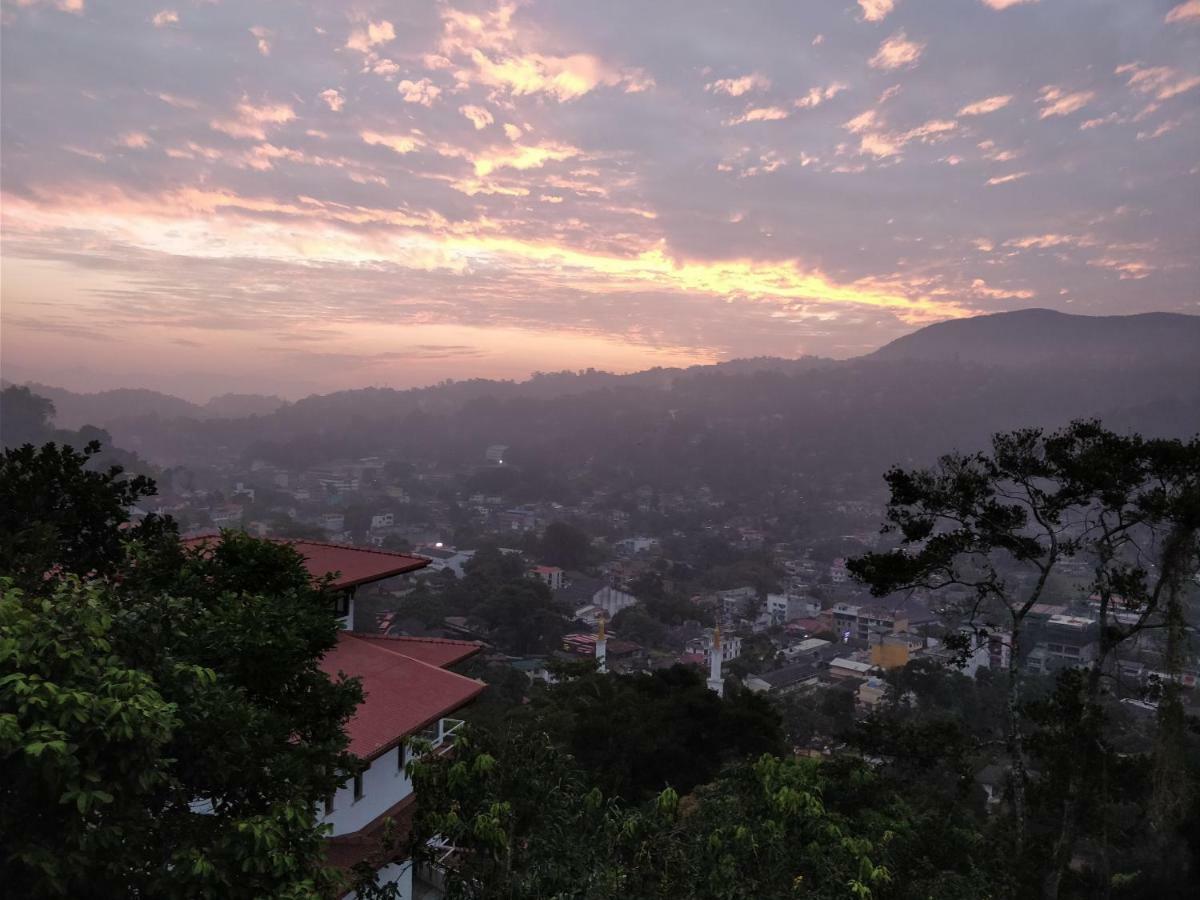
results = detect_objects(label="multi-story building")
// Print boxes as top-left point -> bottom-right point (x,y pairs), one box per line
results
532,565 -> 565,591
320,632 -> 484,898
187,535 -> 483,898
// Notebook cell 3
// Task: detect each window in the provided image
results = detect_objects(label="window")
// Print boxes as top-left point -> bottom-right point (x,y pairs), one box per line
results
353,773 -> 364,802
323,795 -> 334,816
397,744 -> 407,776
331,593 -> 351,618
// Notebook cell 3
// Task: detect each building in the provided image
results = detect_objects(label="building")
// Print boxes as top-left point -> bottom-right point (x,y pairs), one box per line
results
532,565 -> 565,591
496,506 -> 539,533
485,444 -> 508,464
829,657 -> 877,680
320,633 -> 484,898
185,536 -> 430,632
591,584 -> 638,618
371,512 -> 395,530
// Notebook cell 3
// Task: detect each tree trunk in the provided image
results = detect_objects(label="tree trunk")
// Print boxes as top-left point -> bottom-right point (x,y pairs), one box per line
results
1005,616 -> 1028,856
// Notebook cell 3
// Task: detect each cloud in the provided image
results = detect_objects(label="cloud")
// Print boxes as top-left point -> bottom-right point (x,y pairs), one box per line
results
503,123 -> 523,141
858,0 -> 895,23
869,31 -> 924,70
437,2 -> 651,102
986,171 -> 1029,185
1115,63 -> 1200,100
118,132 -> 152,149
707,73 -> 771,96
970,278 -> 1034,299
1165,1 -> 1200,24
398,79 -> 442,106
958,94 -> 1012,116
470,141 -> 579,176
210,100 -> 296,140
460,105 -> 495,130
250,26 -> 271,57
843,110 -> 956,158
980,0 -> 1038,9
1005,233 -> 1097,249
361,130 -> 424,155
794,82 -> 848,109
1137,117 -> 1185,140
1037,86 -> 1094,118
152,10 -> 177,28
726,106 -> 791,125
319,89 -> 344,112
346,20 -> 396,53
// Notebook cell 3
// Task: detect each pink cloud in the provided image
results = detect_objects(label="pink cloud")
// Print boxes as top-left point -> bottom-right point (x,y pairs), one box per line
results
869,31 -> 924,70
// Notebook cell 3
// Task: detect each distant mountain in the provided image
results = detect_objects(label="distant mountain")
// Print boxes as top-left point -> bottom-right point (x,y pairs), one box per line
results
868,309 -> 1200,368
15,383 -> 286,430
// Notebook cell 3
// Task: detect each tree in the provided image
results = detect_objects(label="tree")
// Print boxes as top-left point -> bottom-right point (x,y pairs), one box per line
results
526,665 -> 785,802
1,442 -> 364,898
847,420 -> 1200,891
0,386 -> 56,446
539,520 -> 592,570
0,440 -> 167,592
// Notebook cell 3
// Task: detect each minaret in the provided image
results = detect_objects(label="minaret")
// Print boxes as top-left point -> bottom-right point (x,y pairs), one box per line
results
707,623 -> 724,697
595,612 -> 608,674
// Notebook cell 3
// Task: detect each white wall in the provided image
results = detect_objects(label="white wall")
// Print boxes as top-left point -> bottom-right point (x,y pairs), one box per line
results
322,743 -> 414,837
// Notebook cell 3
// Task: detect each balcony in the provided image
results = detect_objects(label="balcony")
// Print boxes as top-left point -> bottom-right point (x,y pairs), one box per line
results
413,717 -> 465,756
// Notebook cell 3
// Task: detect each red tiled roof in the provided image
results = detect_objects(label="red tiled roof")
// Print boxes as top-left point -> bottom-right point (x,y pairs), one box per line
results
347,633 -> 484,668
183,535 -> 429,590
321,632 -> 484,761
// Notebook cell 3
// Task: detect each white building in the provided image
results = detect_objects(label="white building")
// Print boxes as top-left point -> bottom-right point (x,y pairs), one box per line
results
532,565 -> 565,591
371,512 -> 395,530
320,633 -> 484,898
592,585 -> 638,618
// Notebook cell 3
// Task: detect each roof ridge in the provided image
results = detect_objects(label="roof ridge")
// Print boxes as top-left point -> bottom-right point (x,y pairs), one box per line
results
342,633 -> 485,686
351,632 -> 482,648
183,533 -> 427,563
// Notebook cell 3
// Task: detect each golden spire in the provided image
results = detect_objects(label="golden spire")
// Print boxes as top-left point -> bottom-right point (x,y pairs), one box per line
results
712,622 -> 721,650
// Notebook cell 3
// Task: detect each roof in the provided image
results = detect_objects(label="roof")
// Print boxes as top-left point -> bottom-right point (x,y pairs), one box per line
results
347,633 -> 484,667
320,632 -> 484,760
325,792 -> 417,876
184,535 -> 429,590
830,657 -> 875,673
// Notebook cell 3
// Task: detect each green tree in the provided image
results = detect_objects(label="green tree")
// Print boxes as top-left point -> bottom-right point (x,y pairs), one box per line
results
539,520 -> 592,569
0,440 -> 167,592
847,420 -> 1200,890
527,665 -> 785,802
0,385 -> 56,446
0,443 -> 364,898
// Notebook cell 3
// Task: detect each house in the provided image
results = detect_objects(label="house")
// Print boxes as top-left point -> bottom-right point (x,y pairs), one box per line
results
322,512 -> 347,534
829,657 -> 877,680
687,627 -> 742,667
496,506 -> 539,532
829,558 -> 849,583
185,536 -> 430,630
320,633 -> 484,898
532,565 -> 565,591
744,659 -> 823,694
210,504 -> 244,528
371,512 -> 395,530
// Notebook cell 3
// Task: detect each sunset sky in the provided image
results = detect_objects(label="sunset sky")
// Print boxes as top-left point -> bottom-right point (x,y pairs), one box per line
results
2,0 -> 1198,400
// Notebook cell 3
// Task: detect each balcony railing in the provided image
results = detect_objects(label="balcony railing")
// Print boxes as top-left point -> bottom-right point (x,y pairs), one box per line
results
413,717 -> 465,755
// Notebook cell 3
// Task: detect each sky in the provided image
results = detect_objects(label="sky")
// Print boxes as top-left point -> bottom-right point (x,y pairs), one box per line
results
1,0 -> 1198,400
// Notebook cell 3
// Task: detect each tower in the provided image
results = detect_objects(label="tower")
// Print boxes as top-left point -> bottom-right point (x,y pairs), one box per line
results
595,612 -> 608,674
707,623 -> 724,697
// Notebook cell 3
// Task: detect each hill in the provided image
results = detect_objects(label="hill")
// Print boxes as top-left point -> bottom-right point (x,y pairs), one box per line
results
869,309 -> 1200,368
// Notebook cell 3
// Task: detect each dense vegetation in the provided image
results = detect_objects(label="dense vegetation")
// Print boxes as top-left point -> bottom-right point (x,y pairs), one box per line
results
1,444 -> 361,898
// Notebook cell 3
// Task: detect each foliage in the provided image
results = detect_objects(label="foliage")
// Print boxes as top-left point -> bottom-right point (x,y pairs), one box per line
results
539,520 -> 593,570
0,440 -> 168,592
527,665 -> 785,802
0,442 -> 363,898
